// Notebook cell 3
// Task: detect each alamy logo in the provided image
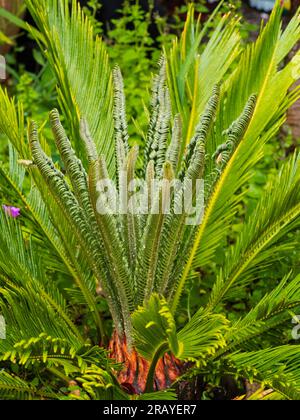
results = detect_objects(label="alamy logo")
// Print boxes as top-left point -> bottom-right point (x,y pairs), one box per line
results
291,315 -> 300,340
0,55 -> 6,80
0,316 -> 6,340
96,175 -> 205,226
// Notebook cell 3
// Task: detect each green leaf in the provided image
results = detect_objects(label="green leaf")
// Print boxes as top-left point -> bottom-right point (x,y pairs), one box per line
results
226,346 -> 300,400
26,0 -> 116,175
132,294 -> 179,361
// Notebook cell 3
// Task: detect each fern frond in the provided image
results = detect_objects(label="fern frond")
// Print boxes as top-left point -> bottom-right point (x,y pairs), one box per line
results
74,365 -> 128,400
155,87 -> 219,301
1,333 -> 110,376
167,5 -> 240,151
79,118 -> 98,164
177,309 -> 229,364
210,274 -> 300,357
165,114 -> 182,174
132,295 -> 229,368
50,109 -> 90,209
131,294 -> 178,362
0,371 -> 55,400
225,346 -> 300,400
113,66 -> 129,154
88,157 -> 133,341
182,3 -> 300,289
136,162 -> 174,304
50,111 -> 119,309
0,213 -> 83,345
26,0 -> 115,174
120,146 -> 140,271
144,57 -> 171,176
209,153 -> 300,308
179,83 -> 220,180
29,121 -> 108,338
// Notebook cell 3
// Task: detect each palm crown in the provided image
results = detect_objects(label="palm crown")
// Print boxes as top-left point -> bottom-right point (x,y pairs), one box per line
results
0,0 -> 300,400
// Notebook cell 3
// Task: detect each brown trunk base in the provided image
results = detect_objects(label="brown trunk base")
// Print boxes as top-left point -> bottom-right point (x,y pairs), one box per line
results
108,331 -> 183,394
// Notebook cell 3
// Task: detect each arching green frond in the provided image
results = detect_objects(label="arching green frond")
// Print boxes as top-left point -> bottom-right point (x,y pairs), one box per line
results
88,156 -> 133,341
120,146 -> 140,271
144,57 -> 171,176
132,294 -> 178,362
179,83 -> 220,181
0,371 -> 55,400
276,6 -> 300,62
177,309 -> 229,364
73,366 -> 128,400
0,213 -> 83,345
176,3 -> 300,312
113,66 -> 129,155
0,341 -> 117,400
0,143 -> 104,336
209,154 -> 300,308
166,114 -> 182,174
0,88 -> 26,158
166,4 -> 240,151
132,295 -> 229,370
136,162 -> 174,304
212,274 -> 300,355
1,333 -> 109,375
225,346 -> 300,400
1,0 -> 300,401
26,0 -> 115,175
28,121 -> 108,339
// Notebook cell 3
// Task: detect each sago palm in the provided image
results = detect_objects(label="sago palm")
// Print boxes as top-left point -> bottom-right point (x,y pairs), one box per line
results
0,0 -> 300,400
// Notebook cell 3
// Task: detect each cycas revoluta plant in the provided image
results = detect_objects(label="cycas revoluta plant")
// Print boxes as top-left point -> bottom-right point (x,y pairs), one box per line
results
0,0 -> 300,400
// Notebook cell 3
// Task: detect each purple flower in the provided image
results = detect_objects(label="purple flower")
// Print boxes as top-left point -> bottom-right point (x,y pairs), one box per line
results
2,205 -> 21,218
